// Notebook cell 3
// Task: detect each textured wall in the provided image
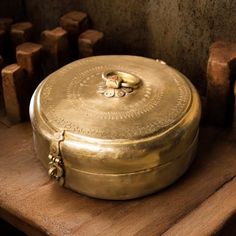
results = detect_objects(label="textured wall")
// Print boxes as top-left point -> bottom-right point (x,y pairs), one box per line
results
0,0 -> 24,21
2,0 -> 236,94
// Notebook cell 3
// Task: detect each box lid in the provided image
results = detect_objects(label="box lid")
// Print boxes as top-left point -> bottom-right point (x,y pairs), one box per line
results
34,55 -> 193,140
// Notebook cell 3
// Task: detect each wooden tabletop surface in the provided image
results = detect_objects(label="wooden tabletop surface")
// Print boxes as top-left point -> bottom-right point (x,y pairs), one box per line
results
0,122 -> 236,236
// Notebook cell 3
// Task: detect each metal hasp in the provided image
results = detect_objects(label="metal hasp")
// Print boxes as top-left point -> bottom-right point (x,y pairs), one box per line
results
48,131 -> 65,186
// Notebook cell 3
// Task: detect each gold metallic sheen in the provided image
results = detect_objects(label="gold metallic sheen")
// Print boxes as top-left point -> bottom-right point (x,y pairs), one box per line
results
30,55 -> 201,200
48,130 -> 65,186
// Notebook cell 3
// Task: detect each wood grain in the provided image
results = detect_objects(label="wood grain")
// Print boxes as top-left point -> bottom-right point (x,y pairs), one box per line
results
0,123 -> 236,235
163,177 -> 236,236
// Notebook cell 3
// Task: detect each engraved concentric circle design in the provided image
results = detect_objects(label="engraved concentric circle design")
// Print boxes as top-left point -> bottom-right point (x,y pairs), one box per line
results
67,66 -> 164,121
39,56 -> 192,139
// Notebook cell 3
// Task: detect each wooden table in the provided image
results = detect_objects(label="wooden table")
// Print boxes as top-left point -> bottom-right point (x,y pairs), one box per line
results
1,122 -> 236,236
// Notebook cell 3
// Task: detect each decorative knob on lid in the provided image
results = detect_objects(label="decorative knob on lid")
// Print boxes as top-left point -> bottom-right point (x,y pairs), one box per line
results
97,70 -> 141,98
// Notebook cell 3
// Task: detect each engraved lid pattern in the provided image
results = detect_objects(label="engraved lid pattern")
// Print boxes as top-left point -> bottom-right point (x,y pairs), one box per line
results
39,56 -> 192,139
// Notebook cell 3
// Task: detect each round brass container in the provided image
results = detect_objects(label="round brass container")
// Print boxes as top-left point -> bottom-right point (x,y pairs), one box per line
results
30,56 -> 201,200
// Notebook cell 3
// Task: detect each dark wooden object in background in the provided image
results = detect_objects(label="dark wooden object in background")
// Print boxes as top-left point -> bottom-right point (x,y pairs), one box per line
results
206,41 -> 236,126
15,42 -> 43,120
41,27 -> 70,75
16,42 -> 42,84
10,22 -> 33,48
0,17 -> 13,31
0,123 -> 236,235
59,11 -> 89,59
59,11 -> 89,35
1,64 -> 25,123
78,29 -> 104,58
0,10 -> 104,125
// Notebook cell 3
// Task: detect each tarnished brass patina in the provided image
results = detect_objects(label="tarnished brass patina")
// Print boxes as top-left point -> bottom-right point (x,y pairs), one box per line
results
30,56 -> 201,200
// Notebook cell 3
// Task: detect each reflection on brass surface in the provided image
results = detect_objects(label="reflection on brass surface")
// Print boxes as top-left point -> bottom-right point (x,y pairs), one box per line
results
30,56 -> 201,200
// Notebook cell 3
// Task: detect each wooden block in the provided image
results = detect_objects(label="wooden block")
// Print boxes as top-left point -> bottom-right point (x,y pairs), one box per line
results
41,27 -> 70,75
11,22 -> 33,48
16,42 -> 43,84
206,41 -> 236,126
0,18 -> 13,31
78,29 -> 104,58
60,11 -> 89,60
59,11 -> 89,35
1,64 -> 25,123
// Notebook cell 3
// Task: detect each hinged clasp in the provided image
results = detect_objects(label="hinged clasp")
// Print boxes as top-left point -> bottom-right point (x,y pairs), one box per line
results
48,130 -> 65,186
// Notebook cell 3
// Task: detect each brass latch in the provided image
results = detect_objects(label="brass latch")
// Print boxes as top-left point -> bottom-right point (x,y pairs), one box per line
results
48,131 -> 65,186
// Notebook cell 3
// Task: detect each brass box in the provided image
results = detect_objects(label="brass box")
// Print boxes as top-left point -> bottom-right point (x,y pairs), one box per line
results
30,56 -> 201,200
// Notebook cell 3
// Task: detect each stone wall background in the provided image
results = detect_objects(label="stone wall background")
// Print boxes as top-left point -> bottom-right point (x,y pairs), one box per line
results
1,0 -> 236,94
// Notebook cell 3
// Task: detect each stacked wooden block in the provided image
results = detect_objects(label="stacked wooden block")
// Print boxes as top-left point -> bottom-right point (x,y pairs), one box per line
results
206,41 -> 236,127
41,11 -> 104,75
59,11 -> 103,57
1,17 -> 42,124
0,11 -> 104,125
